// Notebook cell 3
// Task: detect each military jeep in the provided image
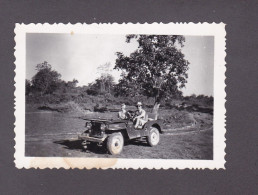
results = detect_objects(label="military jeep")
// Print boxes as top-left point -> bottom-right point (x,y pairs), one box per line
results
78,112 -> 162,155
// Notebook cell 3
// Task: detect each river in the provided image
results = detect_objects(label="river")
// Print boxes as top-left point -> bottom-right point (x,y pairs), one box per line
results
26,111 -> 85,137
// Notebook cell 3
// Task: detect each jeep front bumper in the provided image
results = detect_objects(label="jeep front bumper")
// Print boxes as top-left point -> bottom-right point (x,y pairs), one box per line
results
78,134 -> 107,143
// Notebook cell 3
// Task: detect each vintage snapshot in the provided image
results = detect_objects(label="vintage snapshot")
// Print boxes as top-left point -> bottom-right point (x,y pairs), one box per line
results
15,23 -> 226,169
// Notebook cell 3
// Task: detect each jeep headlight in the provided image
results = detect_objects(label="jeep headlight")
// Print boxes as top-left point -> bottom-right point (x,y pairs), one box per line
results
100,123 -> 106,131
85,122 -> 92,129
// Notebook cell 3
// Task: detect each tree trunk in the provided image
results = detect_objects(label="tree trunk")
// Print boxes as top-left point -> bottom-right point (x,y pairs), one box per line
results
152,101 -> 160,120
152,90 -> 161,120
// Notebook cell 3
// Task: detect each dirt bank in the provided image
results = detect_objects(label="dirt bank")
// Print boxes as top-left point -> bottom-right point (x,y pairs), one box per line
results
27,101 -> 201,129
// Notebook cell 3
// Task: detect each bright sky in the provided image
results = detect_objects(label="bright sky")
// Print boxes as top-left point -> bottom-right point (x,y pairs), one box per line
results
26,33 -> 214,96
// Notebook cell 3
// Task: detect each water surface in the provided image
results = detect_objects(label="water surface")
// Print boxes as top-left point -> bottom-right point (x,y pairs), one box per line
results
26,111 -> 85,137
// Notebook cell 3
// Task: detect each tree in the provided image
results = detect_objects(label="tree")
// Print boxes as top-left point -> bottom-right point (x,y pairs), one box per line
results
114,35 -> 190,115
31,61 -> 61,95
100,74 -> 115,94
66,79 -> 78,88
96,62 -> 114,93
25,79 -> 32,95
87,74 -> 115,95
97,62 -> 112,74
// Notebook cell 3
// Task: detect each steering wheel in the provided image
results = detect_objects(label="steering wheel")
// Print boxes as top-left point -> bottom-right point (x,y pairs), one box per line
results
126,110 -> 136,120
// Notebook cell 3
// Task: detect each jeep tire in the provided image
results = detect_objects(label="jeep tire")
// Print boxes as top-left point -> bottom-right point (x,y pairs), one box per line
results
107,133 -> 124,155
147,127 -> 160,146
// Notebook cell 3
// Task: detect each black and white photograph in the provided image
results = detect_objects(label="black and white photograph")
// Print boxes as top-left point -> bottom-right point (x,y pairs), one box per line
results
14,23 -> 226,169
1,1 -> 256,194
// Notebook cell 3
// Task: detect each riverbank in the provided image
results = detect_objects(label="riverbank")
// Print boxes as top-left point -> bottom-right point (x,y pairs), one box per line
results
26,101 -> 208,129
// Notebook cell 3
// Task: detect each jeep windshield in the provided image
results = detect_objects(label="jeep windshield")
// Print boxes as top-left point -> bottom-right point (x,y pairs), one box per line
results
82,118 -> 128,123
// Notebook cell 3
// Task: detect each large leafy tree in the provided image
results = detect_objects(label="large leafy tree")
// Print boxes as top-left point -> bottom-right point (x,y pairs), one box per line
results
32,61 -> 61,95
114,35 -> 190,114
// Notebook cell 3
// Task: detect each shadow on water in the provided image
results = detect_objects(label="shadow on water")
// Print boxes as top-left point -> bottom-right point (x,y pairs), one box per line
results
53,139 -> 107,154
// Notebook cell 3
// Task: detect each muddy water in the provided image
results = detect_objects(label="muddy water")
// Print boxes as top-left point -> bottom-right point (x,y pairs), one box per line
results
25,111 -> 89,157
26,111 -> 85,138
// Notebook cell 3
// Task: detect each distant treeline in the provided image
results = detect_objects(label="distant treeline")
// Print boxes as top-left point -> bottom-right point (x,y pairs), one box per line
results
26,61 -> 213,112
26,61 -> 118,97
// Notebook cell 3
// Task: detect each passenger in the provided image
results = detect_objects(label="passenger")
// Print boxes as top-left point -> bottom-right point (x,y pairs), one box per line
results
118,103 -> 127,120
134,102 -> 148,129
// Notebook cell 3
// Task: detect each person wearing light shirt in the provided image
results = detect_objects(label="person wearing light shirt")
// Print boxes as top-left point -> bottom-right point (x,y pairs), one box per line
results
118,103 -> 127,119
134,102 -> 148,128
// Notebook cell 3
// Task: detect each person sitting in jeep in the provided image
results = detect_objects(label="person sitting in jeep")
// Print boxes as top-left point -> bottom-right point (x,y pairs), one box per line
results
118,103 -> 127,120
134,102 -> 148,129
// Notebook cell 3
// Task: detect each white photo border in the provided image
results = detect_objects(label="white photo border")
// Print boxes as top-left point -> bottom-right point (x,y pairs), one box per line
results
14,23 -> 226,169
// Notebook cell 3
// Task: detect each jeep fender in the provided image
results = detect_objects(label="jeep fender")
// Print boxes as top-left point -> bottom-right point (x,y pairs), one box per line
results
144,121 -> 163,134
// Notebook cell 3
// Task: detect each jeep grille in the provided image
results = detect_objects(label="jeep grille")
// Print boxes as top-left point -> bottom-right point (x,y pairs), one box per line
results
90,122 -> 103,137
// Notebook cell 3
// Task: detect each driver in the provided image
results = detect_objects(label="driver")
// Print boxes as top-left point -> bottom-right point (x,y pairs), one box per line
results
118,103 -> 127,120
134,102 -> 148,129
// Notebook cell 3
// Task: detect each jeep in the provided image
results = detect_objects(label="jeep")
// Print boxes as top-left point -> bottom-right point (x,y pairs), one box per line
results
78,112 -> 162,155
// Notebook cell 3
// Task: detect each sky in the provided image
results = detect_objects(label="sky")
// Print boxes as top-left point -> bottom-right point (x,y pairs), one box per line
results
26,33 -> 214,96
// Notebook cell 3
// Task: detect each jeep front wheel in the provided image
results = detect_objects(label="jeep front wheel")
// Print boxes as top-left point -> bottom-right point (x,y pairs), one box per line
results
107,133 -> 124,155
147,127 -> 160,146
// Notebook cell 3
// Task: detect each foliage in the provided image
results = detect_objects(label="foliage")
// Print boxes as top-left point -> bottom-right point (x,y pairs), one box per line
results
28,61 -> 80,96
184,94 -> 214,107
87,74 -> 115,95
114,35 -> 190,105
31,61 -> 61,94
25,79 -> 32,95
66,79 -> 78,88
